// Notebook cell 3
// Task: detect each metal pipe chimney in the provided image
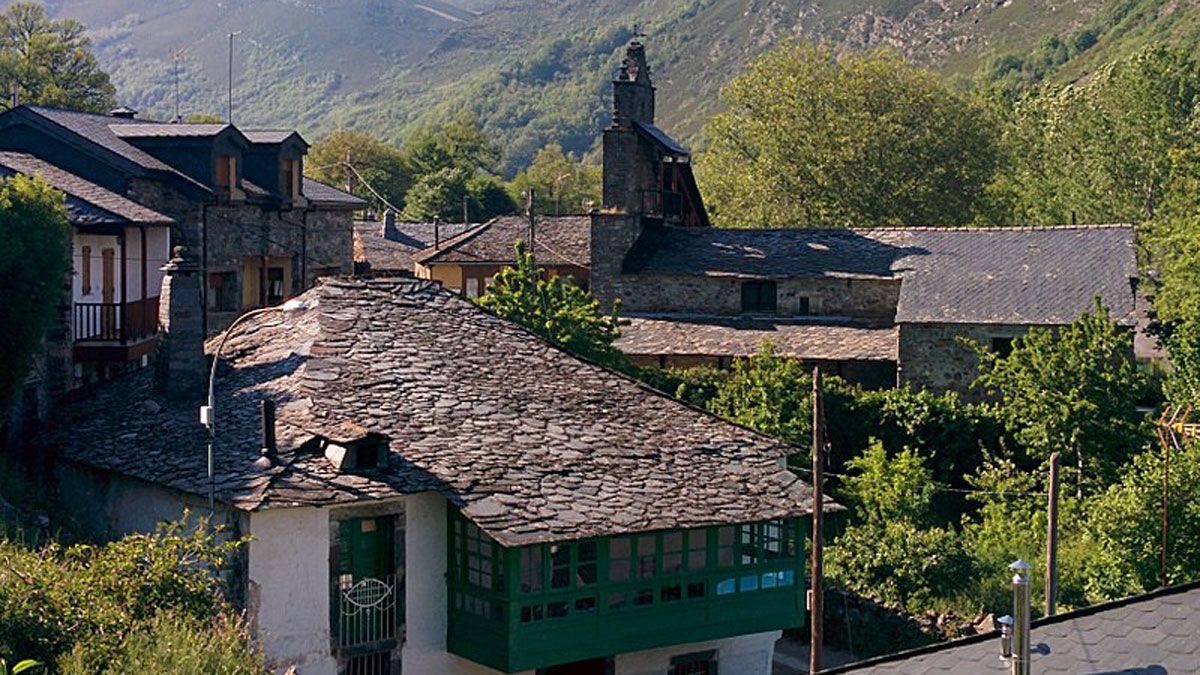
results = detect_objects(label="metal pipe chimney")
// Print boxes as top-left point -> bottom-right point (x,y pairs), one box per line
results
1010,559 -> 1032,675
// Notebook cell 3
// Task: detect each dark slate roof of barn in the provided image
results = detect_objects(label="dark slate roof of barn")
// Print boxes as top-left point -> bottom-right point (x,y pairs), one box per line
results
243,130 -> 306,145
353,220 -> 477,273
0,151 -> 172,226
628,225 -> 1137,326
413,215 -> 591,267
46,278 -> 826,545
302,177 -> 367,208
827,581 -> 1200,674
616,315 -> 897,362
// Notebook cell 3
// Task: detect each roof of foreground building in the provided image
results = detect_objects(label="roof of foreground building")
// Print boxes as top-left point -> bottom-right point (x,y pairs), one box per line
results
49,278 -> 827,546
828,581 -> 1200,674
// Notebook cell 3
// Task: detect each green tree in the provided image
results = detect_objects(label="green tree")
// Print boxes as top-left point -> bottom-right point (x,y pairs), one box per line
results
508,143 -> 601,216
707,343 -> 813,446
827,442 -> 975,612
696,45 -> 1001,227
970,302 -> 1150,495
477,242 -> 625,368
1081,439 -> 1200,600
0,2 -> 115,112
403,113 -> 502,177
399,166 -> 515,222
183,113 -> 223,124
998,45 -> 1200,225
0,175 -> 70,409
1162,320 -> 1200,407
306,129 -> 410,212
61,611 -> 266,675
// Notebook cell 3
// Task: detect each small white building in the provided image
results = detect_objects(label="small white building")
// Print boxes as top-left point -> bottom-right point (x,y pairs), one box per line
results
49,274 -> 831,675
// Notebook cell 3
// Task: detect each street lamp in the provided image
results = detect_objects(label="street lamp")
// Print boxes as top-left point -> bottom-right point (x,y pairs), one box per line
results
199,298 -> 309,515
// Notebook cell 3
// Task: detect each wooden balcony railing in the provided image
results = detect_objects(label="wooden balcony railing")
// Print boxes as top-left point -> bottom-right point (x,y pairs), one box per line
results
73,297 -> 160,344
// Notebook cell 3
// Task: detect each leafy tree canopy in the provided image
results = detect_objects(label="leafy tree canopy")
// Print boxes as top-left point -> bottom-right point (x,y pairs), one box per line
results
696,45 -> 1001,228
970,301 -> 1151,495
508,143 -> 601,216
0,2 -> 115,112
306,129 -> 410,213
477,242 -> 625,369
0,175 -> 70,409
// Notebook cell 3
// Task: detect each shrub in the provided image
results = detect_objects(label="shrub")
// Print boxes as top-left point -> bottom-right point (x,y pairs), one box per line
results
60,611 -> 266,675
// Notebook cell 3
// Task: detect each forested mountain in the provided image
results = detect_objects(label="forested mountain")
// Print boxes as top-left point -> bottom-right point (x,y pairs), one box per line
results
22,0 -> 1200,173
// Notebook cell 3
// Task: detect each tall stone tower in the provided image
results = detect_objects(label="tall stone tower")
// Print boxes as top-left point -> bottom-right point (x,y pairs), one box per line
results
602,40 -> 657,214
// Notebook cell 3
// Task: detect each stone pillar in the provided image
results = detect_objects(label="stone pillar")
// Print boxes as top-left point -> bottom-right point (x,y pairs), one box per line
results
155,246 -> 206,400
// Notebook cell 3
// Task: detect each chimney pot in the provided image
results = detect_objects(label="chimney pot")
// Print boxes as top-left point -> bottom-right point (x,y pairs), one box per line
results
260,399 -> 277,459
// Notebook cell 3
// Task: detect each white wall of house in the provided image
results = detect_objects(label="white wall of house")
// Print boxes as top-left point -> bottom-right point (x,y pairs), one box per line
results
57,462 -> 226,538
614,630 -> 780,675
72,226 -> 170,305
248,506 -> 339,675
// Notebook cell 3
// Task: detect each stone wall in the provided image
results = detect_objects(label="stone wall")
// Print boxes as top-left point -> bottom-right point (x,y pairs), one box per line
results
897,322 -> 1030,396
615,274 -> 900,322
589,211 -> 643,312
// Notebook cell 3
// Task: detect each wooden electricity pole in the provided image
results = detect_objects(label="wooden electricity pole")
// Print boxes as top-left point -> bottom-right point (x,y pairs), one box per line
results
810,368 -> 825,675
1045,452 -> 1060,616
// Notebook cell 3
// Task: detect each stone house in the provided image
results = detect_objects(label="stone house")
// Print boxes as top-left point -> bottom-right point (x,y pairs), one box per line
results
43,263 -> 833,675
412,214 -> 592,297
590,41 -> 1140,393
0,105 -> 365,338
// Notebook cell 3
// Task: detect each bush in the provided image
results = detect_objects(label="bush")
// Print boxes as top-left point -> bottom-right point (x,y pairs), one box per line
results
0,517 -> 244,668
60,611 -> 266,675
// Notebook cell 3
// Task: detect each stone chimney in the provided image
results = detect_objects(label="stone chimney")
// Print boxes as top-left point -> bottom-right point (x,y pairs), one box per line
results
155,247 -> 206,400
381,209 -> 398,240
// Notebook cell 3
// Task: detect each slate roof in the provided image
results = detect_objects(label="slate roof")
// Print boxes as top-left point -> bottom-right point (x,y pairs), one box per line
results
243,130 -> 306,145
109,123 -> 231,138
47,278 -> 825,546
413,215 -> 591,268
634,121 -> 690,157
617,316 -> 897,362
629,225 -> 1138,326
302,177 -> 368,208
353,220 -> 477,273
0,151 -> 172,227
827,581 -> 1200,674
22,106 -> 209,192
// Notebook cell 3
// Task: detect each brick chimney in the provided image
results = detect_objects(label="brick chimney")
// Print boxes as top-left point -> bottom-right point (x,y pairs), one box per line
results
155,247 -> 206,400
381,209 -> 398,240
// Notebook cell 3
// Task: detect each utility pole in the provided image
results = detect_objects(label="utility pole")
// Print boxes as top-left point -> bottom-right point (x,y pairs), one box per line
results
169,48 -> 184,122
1045,452 -> 1060,616
526,188 -> 536,266
810,367 -> 825,675
227,31 -> 241,124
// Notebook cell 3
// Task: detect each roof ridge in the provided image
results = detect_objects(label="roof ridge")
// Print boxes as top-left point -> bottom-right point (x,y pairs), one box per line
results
411,217 -> 496,263
690,224 -> 1135,234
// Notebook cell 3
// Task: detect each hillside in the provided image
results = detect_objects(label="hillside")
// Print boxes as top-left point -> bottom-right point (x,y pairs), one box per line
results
24,0 -> 1200,173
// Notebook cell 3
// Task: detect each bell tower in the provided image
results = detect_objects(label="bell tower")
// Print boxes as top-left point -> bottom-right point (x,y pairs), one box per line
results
602,40 -> 657,214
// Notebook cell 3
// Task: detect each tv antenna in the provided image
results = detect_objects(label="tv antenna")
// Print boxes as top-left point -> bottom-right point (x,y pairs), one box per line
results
169,47 -> 187,122
227,31 -> 242,124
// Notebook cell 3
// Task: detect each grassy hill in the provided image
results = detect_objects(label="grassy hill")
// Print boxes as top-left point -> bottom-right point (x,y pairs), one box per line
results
24,0 -> 1200,173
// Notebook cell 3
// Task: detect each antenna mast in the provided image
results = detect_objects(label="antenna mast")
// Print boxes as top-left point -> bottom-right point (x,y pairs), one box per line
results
227,32 -> 241,124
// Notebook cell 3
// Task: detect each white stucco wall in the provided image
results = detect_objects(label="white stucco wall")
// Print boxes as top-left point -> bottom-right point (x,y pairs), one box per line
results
57,462 -> 227,538
72,226 -> 169,305
248,506 -> 338,675
614,630 -> 781,675
403,492 -> 533,675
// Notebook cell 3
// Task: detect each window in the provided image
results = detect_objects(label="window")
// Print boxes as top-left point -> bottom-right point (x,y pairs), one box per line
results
740,281 -> 777,313
215,154 -> 234,187
281,158 -> 297,199
208,272 -> 238,312
266,267 -> 286,305
80,246 -> 92,295
670,650 -> 718,675
992,336 -> 1014,358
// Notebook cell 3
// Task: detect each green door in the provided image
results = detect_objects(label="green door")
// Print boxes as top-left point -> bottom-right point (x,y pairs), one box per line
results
337,517 -> 396,647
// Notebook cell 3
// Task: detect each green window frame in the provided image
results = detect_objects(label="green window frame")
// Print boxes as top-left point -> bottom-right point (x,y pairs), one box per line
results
740,280 -> 777,313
